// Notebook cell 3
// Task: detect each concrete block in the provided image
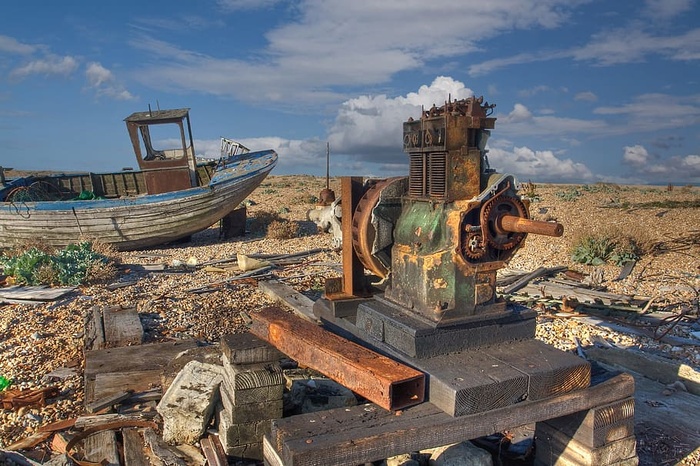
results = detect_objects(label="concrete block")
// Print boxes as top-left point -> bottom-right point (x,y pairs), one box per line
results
157,360 -> 222,444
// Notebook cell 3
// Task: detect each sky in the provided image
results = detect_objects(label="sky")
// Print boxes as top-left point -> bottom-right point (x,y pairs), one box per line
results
1,0 -> 699,185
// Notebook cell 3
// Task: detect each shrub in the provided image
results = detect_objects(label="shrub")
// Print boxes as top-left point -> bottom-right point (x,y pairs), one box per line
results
555,187 -> 582,201
521,180 -> 540,201
248,210 -> 283,234
267,220 -> 299,240
570,229 -> 644,266
0,242 -> 114,286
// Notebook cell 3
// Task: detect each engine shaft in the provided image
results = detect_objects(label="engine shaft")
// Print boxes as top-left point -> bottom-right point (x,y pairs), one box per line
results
497,215 -> 564,237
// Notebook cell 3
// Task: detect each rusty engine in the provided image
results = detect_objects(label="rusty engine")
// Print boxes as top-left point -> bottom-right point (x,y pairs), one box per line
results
342,96 -> 563,327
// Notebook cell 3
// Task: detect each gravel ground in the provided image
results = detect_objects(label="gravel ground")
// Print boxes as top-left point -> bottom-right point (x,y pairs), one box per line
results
1,175 -> 698,464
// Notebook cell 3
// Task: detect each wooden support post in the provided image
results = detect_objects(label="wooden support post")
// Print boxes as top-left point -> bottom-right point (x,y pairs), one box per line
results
249,306 -> 425,411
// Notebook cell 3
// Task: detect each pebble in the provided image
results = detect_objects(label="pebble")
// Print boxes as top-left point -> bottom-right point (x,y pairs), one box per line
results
0,176 -> 698,464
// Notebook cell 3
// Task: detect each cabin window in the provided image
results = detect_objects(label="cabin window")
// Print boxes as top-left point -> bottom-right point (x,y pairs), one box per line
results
138,123 -> 190,162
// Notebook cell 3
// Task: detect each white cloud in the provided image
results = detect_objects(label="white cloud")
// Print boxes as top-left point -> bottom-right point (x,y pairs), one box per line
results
9,55 -> 78,80
85,62 -> 135,101
327,76 -> 474,158
502,103 -> 533,123
497,103 -> 607,137
622,144 -> 650,166
0,35 -> 36,55
488,145 -> 595,182
622,144 -> 700,181
644,0 -> 693,19
469,26 -> 700,76
574,91 -> 598,102
131,0 -> 591,105
594,93 -> 700,133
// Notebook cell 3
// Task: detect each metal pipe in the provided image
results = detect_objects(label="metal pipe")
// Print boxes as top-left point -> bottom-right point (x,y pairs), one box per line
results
498,215 -> 564,237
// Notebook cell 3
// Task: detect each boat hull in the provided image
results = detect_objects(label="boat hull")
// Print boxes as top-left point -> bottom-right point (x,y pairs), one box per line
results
0,150 -> 277,251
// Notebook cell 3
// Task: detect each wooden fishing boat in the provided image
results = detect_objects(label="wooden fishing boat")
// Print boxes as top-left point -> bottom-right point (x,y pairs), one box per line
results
0,108 -> 277,250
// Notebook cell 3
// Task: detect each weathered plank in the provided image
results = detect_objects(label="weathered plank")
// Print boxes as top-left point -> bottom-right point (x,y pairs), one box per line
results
258,280 -> 317,322
85,339 -> 199,378
268,372 -> 634,466
83,430 -> 120,466
85,390 -> 132,414
200,435 -> 228,466
249,306 -> 425,411
102,306 -> 144,348
501,266 -> 567,294
89,370 -> 163,403
4,431 -> 53,451
535,422 -> 637,466
123,428 -> 150,466
0,285 -> 76,301
75,413 -> 152,430
586,346 -> 700,396
84,306 -> 106,351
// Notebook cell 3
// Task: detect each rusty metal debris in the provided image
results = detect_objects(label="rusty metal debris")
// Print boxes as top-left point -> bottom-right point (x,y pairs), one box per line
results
0,386 -> 59,410
248,306 -> 425,411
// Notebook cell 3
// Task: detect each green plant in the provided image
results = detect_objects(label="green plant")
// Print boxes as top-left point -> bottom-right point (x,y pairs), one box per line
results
571,236 -> 616,266
0,247 -> 52,284
0,242 -> 112,286
555,187 -> 582,201
571,231 -> 641,266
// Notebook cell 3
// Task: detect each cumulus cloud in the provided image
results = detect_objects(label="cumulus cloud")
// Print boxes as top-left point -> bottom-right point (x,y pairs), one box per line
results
327,76 -> 474,162
622,144 -> 700,181
622,144 -> 650,167
488,145 -> 595,182
85,62 -> 135,100
502,103 -> 533,124
9,55 -> 78,80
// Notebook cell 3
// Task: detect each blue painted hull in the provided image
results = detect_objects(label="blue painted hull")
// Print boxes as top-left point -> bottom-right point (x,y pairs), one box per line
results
0,150 -> 277,250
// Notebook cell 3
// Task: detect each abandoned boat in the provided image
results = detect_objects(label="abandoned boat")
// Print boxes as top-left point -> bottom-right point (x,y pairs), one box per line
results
0,108 -> 277,250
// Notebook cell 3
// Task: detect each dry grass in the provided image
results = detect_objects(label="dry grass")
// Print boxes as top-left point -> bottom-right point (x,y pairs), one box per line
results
267,220 -> 300,239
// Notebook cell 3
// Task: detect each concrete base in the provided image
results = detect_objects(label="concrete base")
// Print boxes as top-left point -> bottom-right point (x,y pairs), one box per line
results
350,295 -> 537,358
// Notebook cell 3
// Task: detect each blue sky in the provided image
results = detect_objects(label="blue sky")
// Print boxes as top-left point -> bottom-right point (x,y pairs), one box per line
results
1,0 -> 699,184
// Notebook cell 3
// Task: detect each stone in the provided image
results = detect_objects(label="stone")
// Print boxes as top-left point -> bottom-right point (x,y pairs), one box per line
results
157,360 -> 223,444
428,442 -> 493,466
161,344 -> 222,392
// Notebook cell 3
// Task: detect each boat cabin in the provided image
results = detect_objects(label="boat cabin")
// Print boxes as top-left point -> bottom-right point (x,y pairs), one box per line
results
124,108 -> 198,194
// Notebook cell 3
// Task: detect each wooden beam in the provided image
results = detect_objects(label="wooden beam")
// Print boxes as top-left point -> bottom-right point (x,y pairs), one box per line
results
249,306 -> 425,411
269,372 -> 634,466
